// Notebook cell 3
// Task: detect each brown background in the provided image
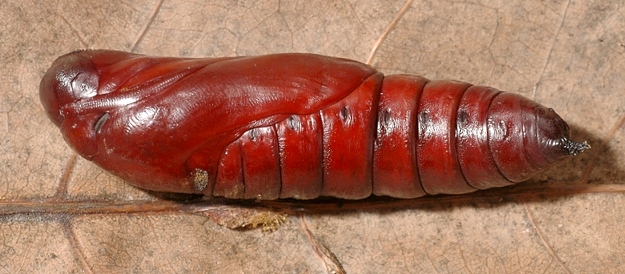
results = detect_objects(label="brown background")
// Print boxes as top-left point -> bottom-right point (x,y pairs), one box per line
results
2,0 -> 625,273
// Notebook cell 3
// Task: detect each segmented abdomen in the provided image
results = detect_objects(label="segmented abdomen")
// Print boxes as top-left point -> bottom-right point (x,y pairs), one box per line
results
208,74 -> 531,199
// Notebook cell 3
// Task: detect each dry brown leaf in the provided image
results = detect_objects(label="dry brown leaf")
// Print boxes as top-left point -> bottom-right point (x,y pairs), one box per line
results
2,0 -> 624,273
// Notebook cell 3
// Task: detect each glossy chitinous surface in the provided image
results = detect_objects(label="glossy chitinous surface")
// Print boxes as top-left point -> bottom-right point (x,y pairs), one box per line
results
40,50 -> 588,200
